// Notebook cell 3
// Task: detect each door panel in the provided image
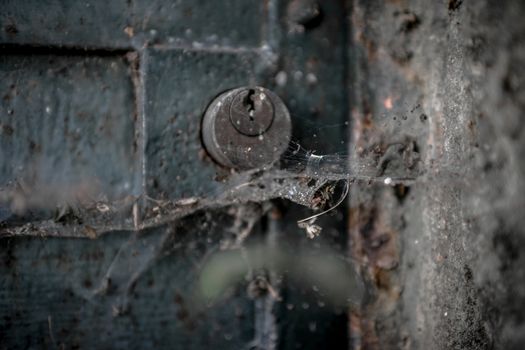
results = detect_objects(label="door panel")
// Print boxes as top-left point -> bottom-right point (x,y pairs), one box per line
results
0,1 -> 352,349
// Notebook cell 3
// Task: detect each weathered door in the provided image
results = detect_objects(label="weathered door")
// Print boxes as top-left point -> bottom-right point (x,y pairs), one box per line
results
3,1 -> 525,350
0,1 -> 355,349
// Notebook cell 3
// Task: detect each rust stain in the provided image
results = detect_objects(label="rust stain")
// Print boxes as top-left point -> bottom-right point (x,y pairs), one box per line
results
349,204 -> 399,272
349,199 -> 401,349
383,97 -> 393,110
350,310 -> 380,350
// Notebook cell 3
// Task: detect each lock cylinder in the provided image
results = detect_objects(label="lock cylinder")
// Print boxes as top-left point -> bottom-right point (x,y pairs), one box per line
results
201,86 -> 292,170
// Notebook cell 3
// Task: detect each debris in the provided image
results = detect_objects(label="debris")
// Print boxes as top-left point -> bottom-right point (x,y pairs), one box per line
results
298,220 -> 323,239
123,26 -> 134,37
83,225 -> 97,239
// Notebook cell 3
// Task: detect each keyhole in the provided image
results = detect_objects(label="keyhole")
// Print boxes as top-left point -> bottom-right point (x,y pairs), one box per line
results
243,89 -> 256,121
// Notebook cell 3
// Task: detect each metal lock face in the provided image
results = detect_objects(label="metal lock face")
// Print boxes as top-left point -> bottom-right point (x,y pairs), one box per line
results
202,87 -> 292,170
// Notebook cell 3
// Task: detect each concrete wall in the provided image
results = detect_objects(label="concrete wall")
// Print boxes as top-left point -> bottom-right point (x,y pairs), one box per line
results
348,1 -> 525,349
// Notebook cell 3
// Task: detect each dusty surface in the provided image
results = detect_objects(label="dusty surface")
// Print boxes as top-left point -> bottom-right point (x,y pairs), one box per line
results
348,0 -> 525,349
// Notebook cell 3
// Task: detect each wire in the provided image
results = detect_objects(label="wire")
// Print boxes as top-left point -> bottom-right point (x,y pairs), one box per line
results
297,179 -> 350,224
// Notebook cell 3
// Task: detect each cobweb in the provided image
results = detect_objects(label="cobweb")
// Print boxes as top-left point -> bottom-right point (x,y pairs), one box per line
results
0,103 -> 427,238
0,104 -> 429,318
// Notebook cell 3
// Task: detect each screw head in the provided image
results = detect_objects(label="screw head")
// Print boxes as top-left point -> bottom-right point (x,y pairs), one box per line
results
229,88 -> 274,136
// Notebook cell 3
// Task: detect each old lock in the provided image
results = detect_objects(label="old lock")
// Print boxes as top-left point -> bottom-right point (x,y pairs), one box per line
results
202,87 -> 292,170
